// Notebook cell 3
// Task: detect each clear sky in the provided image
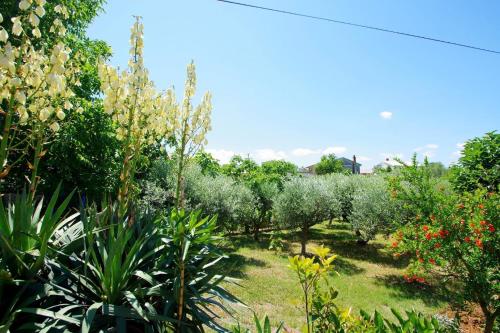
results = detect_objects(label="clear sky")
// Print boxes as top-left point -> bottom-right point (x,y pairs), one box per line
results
87,0 -> 500,171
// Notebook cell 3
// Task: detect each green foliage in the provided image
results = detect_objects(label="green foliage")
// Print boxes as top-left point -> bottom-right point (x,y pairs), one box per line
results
427,162 -> 448,178
450,131 -> 499,193
232,314 -> 284,333
268,231 -> 285,254
0,187 -> 79,331
184,165 -> 256,232
194,150 -> 221,176
41,104 -> 122,203
222,155 -> 259,181
357,308 -> 453,333
288,246 -> 337,333
274,177 -> 340,254
349,176 -> 397,242
390,156 -> 499,333
315,154 -> 347,175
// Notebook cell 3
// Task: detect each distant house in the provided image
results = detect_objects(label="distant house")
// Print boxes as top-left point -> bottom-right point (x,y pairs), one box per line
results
299,155 -> 362,176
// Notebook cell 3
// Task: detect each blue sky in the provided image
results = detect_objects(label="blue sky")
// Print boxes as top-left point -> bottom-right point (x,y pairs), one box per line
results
87,0 -> 500,171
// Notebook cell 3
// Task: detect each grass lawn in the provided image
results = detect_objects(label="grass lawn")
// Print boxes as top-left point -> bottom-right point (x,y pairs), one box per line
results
216,221 -> 449,330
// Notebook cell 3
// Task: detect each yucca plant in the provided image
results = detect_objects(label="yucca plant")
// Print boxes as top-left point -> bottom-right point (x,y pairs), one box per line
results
0,186 -> 80,331
49,204 -> 175,332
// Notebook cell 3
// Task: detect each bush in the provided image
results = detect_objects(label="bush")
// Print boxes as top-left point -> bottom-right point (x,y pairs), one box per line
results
390,156 -> 499,333
274,177 -> 340,254
450,131 -> 499,193
184,165 -> 256,232
349,176 -> 396,243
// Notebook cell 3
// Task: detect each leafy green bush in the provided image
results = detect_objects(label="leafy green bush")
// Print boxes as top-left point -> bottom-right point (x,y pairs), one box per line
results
450,131 -> 499,193
349,176 -> 396,243
184,165 -> 256,232
274,177 -> 340,254
390,156 -> 499,333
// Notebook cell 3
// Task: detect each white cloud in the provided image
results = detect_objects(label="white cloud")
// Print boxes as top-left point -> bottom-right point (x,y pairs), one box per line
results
379,111 -> 393,119
414,143 -> 439,152
452,151 -> 462,157
291,148 -> 320,157
205,149 -> 236,164
423,150 -> 435,158
323,146 -> 347,155
356,156 -> 371,162
253,149 -> 287,162
456,143 -> 465,150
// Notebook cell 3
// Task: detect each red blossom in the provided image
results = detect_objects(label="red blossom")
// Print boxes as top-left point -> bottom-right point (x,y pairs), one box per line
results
480,220 -> 487,226
429,258 -> 436,265
418,258 -> 424,263
479,204 -> 484,209
475,239 -> 483,249
464,236 -> 471,243
422,225 -> 429,232
488,224 -> 495,232
391,241 -> 398,248
425,233 -> 432,240
434,243 -> 441,249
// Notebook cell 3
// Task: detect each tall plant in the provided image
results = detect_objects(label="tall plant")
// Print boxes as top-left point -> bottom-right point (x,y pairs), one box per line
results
0,0 -> 81,197
98,17 -> 177,217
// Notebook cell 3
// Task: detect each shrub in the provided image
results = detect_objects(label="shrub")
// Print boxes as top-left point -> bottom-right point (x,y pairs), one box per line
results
450,131 -> 499,193
390,156 -> 499,333
184,165 -> 256,232
274,177 -> 339,254
349,176 -> 396,243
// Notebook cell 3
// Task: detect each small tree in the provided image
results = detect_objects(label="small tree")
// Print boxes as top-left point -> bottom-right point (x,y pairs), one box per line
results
390,156 -> 499,333
315,154 -> 346,175
274,177 -> 336,254
349,176 -> 396,244
450,131 -> 499,193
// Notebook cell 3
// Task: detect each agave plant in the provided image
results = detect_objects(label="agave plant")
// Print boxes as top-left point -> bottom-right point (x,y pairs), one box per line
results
0,186 -> 80,331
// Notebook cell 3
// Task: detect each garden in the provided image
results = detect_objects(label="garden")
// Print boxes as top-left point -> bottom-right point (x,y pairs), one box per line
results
0,1 -> 498,332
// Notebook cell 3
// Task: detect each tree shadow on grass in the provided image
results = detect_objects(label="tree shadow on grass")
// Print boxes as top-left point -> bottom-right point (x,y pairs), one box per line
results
219,252 -> 268,278
374,274 -> 451,307
301,225 -> 410,269
332,257 -> 365,275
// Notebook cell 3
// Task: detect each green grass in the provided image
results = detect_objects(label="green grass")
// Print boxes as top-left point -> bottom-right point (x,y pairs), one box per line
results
216,221 -> 449,330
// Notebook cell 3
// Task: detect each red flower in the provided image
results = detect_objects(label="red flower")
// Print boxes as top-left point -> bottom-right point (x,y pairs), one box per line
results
422,225 -> 429,232
488,224 -> 495,232
464,236 -> 471,243
416,277 -> 425,283
475,239 -> 483,249
429,258 -> 436,265
480,220 -> 487,226
433,232 -> 439,238
479,204 -> 484,209
391,241 -> 398,248
439,229 -> 448,238
425,233 -> 432,240
434,243 -> 441,249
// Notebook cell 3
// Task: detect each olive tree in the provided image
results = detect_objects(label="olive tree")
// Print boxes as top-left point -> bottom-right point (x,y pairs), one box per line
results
274,177 -> 339,254
184,164 -> 256,232
349,176 -> 396,244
